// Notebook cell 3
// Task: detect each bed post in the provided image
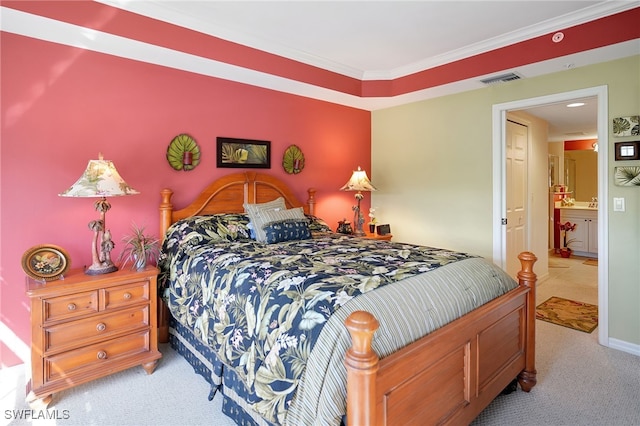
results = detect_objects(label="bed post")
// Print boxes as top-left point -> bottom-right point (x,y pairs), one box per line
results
160,189 -> 174,239
344,311 -> 379,426
517,251 -> 538,392
158,189 -> 174,344
307,188 -> 316,216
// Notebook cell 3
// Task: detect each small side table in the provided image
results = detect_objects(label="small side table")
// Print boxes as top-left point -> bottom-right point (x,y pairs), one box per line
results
362,230 -> 393,241
25,266 -> 162,408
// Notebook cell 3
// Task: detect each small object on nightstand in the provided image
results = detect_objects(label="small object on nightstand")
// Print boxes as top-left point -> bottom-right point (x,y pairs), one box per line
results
376,224 -> 391,236
21,244 -> 71,282
25,267 -> 162,408
336,219 -> 353,235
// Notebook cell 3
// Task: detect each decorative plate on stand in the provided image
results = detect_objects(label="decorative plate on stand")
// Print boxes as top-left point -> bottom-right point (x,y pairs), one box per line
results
22,244 -> 71,281
167,134 -> 201,171
282,145 -> 305,174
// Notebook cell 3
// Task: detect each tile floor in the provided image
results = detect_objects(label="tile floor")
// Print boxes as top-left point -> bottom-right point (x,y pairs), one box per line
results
538,253 -> 598,306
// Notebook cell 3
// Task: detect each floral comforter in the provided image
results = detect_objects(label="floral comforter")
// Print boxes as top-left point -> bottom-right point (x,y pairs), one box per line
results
158,214 -> 478,425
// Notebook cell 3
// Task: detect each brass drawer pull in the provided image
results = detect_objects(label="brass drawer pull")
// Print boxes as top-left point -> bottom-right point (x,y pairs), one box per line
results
96,323 -> 106,332
123,292 -> 132,300
97,350 -> 107,360
67,303 -> 77,311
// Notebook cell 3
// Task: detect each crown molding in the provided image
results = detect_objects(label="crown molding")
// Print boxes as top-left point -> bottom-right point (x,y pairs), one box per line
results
2,6 -> 638,111
363,1 -> 639,80
98,0 -> 637,82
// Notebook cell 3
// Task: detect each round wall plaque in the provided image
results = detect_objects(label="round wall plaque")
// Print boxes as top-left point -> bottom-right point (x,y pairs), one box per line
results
167,134 -> 201,171
282,144 -> 305,174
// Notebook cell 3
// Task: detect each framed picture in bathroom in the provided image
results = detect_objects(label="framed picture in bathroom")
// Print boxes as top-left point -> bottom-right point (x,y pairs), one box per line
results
614,141 -> 639,161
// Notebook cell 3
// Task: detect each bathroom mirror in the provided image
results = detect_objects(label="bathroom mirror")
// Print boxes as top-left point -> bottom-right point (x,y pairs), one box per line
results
548,155 -> 559,188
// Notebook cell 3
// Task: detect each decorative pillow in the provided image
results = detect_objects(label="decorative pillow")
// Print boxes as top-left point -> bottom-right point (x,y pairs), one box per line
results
164,214 -> 252,246
263,219 -> 311,244
254,207 -> 307,243
305,214 -> 334,235
244,197 -> 287,241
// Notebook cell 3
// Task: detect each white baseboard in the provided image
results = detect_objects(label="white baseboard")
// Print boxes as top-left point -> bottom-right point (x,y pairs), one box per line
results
607,338 -> 640,357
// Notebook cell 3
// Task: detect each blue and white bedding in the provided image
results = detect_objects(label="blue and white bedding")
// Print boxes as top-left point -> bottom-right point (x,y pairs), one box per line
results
158,213 -> 518,426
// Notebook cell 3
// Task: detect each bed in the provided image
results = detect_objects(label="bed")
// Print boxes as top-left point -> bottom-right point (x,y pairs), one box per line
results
158,171 -> 537,426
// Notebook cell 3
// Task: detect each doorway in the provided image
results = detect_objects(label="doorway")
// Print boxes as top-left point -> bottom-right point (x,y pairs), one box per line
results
491,86 -> 609,347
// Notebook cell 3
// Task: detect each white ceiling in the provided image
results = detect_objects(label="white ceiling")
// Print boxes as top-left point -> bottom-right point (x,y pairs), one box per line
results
99,0 -> 629,80
93,1 -> 640,140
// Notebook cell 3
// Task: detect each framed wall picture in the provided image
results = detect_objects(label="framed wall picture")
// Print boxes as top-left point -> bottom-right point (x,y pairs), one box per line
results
612,116 -> 639,137
614,141 -> 639,161
217,137 -> 271,168
614,166 -> 640,186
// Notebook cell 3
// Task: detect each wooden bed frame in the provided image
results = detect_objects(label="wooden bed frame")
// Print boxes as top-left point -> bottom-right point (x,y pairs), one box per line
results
159,171 -> 537,425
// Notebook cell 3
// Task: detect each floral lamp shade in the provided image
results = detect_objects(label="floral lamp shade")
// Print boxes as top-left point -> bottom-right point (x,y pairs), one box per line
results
59,157 -> 139,198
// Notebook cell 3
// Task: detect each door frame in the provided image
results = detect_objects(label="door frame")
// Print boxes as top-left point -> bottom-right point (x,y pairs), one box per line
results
491,85 -> 609,347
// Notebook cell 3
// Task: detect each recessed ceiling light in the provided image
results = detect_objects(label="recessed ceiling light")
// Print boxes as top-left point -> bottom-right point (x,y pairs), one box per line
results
567,102 -> 585,108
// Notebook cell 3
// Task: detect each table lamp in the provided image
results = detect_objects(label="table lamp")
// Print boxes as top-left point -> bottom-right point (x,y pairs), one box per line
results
59,154 -> 139,275
340,166 -> 377,236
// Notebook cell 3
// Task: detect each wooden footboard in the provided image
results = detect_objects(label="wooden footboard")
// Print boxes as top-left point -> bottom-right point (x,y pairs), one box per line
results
345,251 -> 537,425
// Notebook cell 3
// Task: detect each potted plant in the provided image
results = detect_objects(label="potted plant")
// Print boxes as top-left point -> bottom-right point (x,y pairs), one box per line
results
118,223 -> 160,270
558,221 -> 579,258
368,207 -> 377,234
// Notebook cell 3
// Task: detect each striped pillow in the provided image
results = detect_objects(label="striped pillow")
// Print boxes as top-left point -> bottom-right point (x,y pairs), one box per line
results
244,197 -> 287,242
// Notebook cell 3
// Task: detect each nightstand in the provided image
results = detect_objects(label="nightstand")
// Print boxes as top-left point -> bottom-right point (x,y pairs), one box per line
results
25,266 -> 162,408
363,230 -> 393,241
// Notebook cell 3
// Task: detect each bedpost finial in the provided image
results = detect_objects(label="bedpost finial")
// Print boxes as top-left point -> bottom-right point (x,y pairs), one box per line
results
517,251 -> 537,286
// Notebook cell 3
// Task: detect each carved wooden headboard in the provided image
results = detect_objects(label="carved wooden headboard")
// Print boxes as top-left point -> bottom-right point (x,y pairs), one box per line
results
159,171 -> 316,238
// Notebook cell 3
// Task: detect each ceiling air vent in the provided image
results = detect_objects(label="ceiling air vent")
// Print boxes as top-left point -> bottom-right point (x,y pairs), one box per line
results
480,72 -> 522,85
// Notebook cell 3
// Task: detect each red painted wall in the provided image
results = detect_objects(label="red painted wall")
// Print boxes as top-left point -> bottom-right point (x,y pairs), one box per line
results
0,33 -> 371,367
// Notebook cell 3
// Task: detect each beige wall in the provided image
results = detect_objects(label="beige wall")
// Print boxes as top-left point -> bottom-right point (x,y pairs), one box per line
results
372,55 -> 640,348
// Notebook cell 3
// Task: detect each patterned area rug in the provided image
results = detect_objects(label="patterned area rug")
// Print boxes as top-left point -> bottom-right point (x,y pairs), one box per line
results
536,297 -> 598,333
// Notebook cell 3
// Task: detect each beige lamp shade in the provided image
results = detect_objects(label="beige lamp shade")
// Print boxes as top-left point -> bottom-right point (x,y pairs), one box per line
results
340,167 -> 377,192
340,166 -> 376,236
60,156 -> 139,198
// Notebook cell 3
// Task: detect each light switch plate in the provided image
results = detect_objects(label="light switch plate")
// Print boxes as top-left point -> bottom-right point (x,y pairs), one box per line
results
613,197 -> 625,212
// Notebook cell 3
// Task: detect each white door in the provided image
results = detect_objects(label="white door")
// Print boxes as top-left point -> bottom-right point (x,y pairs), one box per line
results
506,120 -> 528,277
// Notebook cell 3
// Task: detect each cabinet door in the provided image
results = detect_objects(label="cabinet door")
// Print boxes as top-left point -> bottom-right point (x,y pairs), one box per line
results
560,213 -> 588,252
588,218 -> 598,254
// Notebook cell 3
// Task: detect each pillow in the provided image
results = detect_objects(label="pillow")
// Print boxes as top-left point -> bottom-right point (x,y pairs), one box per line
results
263,219 -> 311,244
244,197 -> 287,241
305,214 -> 334,235
244,197 -> 286,218
162,214 -> 252,254
255,207 -> 307,243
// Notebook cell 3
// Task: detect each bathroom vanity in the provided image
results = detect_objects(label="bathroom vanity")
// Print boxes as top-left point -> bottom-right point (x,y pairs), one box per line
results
559,204 -> 598,258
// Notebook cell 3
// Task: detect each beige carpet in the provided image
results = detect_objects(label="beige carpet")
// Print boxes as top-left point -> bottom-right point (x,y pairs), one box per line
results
3,336 -> 639,426
549,258 -> 570,268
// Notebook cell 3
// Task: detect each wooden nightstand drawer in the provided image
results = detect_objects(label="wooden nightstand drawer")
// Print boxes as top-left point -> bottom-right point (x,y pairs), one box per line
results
102,280 -> 149,310
45,331 -> 150,382
45,306 -> 150,353
27,267 -> 161,407
44,291 -> 99,323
